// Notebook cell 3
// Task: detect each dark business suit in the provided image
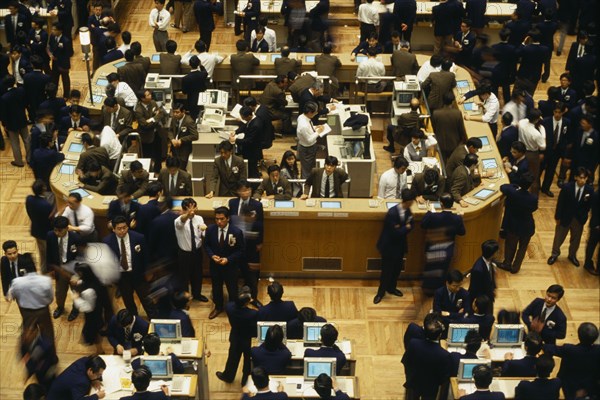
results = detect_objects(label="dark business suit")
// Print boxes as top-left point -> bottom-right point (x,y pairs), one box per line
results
1,254 -> 35,297
459,391 -> 505,400
393,0 -> 417,42
104,231 -> 149,316
541,116 -> 570,192
521,298 -> 567,344
48,33 -> 73,97
133,55 -> 151,74
305,168 -> 348,198
204,224 -> 245,310
412,171 -> 446,201
169,115 -> 198,170
135,199 -> 161,238
505,19 -> 531,47
298,87 -> 332,122
432,0 -> 464,54
208,155 -> 247,197
107,199 -> 140,225
515,378 -> 561,400
433,287 -> 471,320
118,170 -> 150,200
134,100 -> 164,174
251,343 -> 292,374
551,182 -> 594,259
402,338 -> 452,399
257,300 -> 298,322
31,147 -> 65,187
305,346 -> 347,374
454,30 -> 477,67
449,166 -> 475,203
119,390 -> 169,399
148,210 -> 179,261
46,231 -> 80,311
58,115 -> 91,137
117,62 -> 147,93
462,313 -> 495,341
182,67 -> 208,120
76,145 -> 110,172
274,57 -> 301,76
315,54 -> 342,92
465,0 -> 487,29
0,86 -> 29,165
168,308 -> 196,337
500,183 -> 538,273
158,169 -> 193,197
287,315 -> 327,339
502,355 -> 537,377
546,342 -> 600,400
79,166 -> 117,195
106,315 -> 149,354
102,105 -> 134,141
468,257 -> 496,306
23,70 -> 52,120
222,301 -> 258,382
101,49 -> 123,65
194,0 -> 221,50
236,117 -> 263,178
25,194 -> 54,272
432,106 -> 467,162
4,13 -> 29,45
491,41 -> 517,102
391,50 -> 419,78
230,51 -> 260,91
253,177 -> 293,200
570,128 -> 599,181
423,70 -> 456,111
46,356 -> 98,400
376,204 -> 412,297
516,43 -> 549,91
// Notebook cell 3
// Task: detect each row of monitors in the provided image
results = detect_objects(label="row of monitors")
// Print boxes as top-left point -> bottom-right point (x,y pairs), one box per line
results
257,321 -> 328,346
448,324 -> 525,347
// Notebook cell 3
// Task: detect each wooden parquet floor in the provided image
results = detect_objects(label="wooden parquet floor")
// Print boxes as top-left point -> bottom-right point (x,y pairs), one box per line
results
0,1 -> 598,399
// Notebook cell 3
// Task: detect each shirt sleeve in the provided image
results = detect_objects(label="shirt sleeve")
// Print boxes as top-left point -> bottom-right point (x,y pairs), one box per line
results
377,172 -> 387,198
174,215 -> 185,230
481,100 -> 499,123
74,288 -> 97,313
537,125 -> 547,150
426,135 -> 438,147
78,209 -> 95,235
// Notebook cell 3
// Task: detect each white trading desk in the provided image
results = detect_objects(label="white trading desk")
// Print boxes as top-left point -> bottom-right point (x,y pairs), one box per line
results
245,375 -> 360,399
158,339 -> 203,359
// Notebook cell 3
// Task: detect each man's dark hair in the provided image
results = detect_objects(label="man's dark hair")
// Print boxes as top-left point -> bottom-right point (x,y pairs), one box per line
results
107,72 -> 120,83
323,42 -> 333,54
236,179 -> 251,190
501,112 -> 513,126
87,160 -> 101,172
112,215 -> 128,228
214,206 -> 230,218
298,307 -> 318,322
324,155 -> 339,167
240,105 -> 253,118
236,39 -> 248,52
181,197 -> 197,210
218,140 -> 234,152
481,239 -> 499,258
142,332 -> 161,355
578,322 -> 599,346
536,354 -> 555,378
472,364 -> 493,389
474,295 -> 491,315
446,269 -> 463,284
264,324 -> 285,351
464,153 -> 479,167
243,96 -> 258,107
547,284 -> 565,300
440,193 -> 454,209
85,355 -> 107,373
524,331 -> 543,356
116,308 -> 134,327
116,184 -> 133,197
165,156 -> 180,169
267,281 -> 284,301
518,171 -> 535,190
32,179 -> 47,197
104,37 -> 116,50
189,55 -> 200,69
251,366 -> 269,389
23,383 -> 46,400
195,40 -> 207,53
303,101 -> 318,114
394,156 -> 409,170
2,240 -> 17,252
131,366 -> 152,391
130,41 -> 142,55
128,160 -> 143,172
443,92 -> 456,105
320,324 -> 338,346
441,59 -> 453,71
526,108 -> 542,122
235,287 -> 252,307
401,188 -> 417,201
423,168 -> 439,185
267,164 -> 280,174
424,315 -> 444,340
465,329 -> 482,353
314,373 -> 334,397
146,182 -> 163,197
122,31 -> 132,44
30,55 -> 44,69
165,39 -> 177,54
430,54 -> 443,68
69,192 -> 83,202
466,137 -> 483,149
53,216 -> 69,229
104,96 -> 118,107
553,101 -> 567,113
281,46 -> 291,57
511,140 -> 527,154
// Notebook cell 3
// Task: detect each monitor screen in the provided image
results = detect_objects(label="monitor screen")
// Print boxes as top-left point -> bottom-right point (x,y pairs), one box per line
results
482,158 -> 498,169
96,78 -> 108,87
113,61 -> 126,68
496,328 -> 521,344
271,54 -> 282,61
306,326 -> 321,341
306,361 -> 333,379
275,200 -> 294,208
463,103 -> 477,111
154,91 -> 164,102
172,199 -> 183,207
461,362 -> 478,380
59,164 -> 76,175
154,322 -> 178,339
356,55 -> 367,63
321,201 -> 341,209
431,201 -> 441,209
70,188 -> 91,198
144,359 -> 168,376
386,202 -> 399,209
450,327 -> 471,343
478,136 -> 490,146
92,95 -> 104,104
68,143 -> 84,153
397,92 -> 414,104
457,80 -> 469,88
259,325 -> 270,341
152,54 -> 160,62
473,189 -> 495,200
305,55 -> 315,63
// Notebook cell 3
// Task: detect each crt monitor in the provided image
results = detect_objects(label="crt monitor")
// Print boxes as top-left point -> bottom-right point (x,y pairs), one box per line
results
257,321 -> 287,344
457,359 -> 491,382
447,324 -> 479,346
69,188 -> 91,198
304,357 -> 337,380
154,91 -> 164,102
149,319 -> 182,342
396,91 -> 415,106
303,322 -> 327,345
491,324 -> 524,346
68,143 -> 84,153
274,200 -> 294,208
141,355 -> 173,379
305,55 -> 316,63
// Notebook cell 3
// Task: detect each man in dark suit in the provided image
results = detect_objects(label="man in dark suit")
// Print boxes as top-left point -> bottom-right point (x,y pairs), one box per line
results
102,96 -> 133,141
302,156 -> 349,199
315,42 -> 342,95
570,115 -> 598,183
556,73 -> 578,111
545,322 -> 600,400
304,324 -> 347,373
206,141 -> 247,198
374,188 -> 415,304
391,40 -> 419,78
117,50 -> 147,94
433,270 -> 471,320
58,105 -> 91,137
259,76 -> 291,136
243,366 -> 289,399
1,241 -> 35,299
463,295 -> 495,340
106,308 -> 149,356
118,161 -> 150,200
422,59 -> 456,111
107,185 -> 140,230
148,197 -> 180,262
521,284 -> 567,345
257,281 -> 298,322
298,81 -> 335,122
46,356 -> 106,400
100,37 -> 123,65
459,364 -> 506,399
216,288 -> 257,384
584,190 -> 599,276
540,103 -> 570,197
134,182 -> 163,237
230,40 -> 260,91
449,153 -> 479,207
500,173 -> 538,274
228,180 -> 264,304
451,19 -> 477,67
393,0 -> 417,42
182,56 -> 208,120
413,168 -> 446,202
287,307 -> 327,340
402,315 -> 452,400
23,56 -> 51,121
234,106 -> 264,178
4,2 -> 29,46
431,0 -> 464,54
468,240 -> 499,309
514,354 -> 561,400
134,89 -> 165,174
77,161 -> 118,195
515,30 -> 549,92
47,22 -> 73,98
565,31 -> 588,73
253,165 -> 293,200
30,133 -> 65,187
505,11 -> 531,47
168,291 -> 196,336
0,75 -> 29,167
158,156 -> 192,197
274,47 -> 301,76
169,103 -> 198,170
46,216 -> 81,320
194,0 -> 222,51
159,40 -> 182,75
502,331 -> 542,377
121,366 -> 171,399
25,180 -> 54,274
131,42 -> 151,74
75,133 -> 110,173
548,167 -> 594,266
491,29 -> 517,103
205,207 -> 245,319
385,97 -> 423,153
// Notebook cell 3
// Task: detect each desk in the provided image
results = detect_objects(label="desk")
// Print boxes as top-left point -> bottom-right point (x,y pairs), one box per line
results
445,343 -> 526,362
245,375 -> 360,399
450,377 -> 565,399
99,355 -> 198,399
158,338 -> 210,400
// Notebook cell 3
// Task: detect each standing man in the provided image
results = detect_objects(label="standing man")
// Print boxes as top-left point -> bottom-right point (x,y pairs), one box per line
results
102,97 -> 134,142
58,192 -> 97,243
374,188 -> 416,304
169,103 -> 198,170
468,239 -> 499,311
296,101 -> 321,179
134,89 -> 165,174
393,0 -> 417,42
517,108 -> 546,195
462,85 -> 500,136
158,157 -> 193,197
422,59 -> 457,112
431,0 -> 464,54
433,93 -> 467,161
173,0 -> 194,33
25,180 -> 54,274
570,115 -> 598,183
206,141 -> 247,198
47,22 -> 73,98
584,190 -> 599,276
150,0 -> 170,52
174,198 -> 209,302
521,284 -> 567,345
1,241 -> 36,299
231,106 -> 264,178
540,102 -> 570,197
548,167 -> 594,267
377,156 -> 409,199
0,75 -> 29,167
204,207 -> 245,319
181,56 -> 208,120
194,0 -> 222,51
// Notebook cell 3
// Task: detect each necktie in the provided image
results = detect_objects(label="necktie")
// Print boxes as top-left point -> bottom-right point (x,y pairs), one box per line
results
450,292 -> 455,304
576,187 -> 582,202
578,45 -> 584,57
554,123 -> 560,146
190,219 -> 196,251
11,262 -> 18,277
396,173 -> 402,199
540,307 -> 547,322
170,176 -> 176,194
324,175 -> 331,198
13,16 -> 17,35
120,237 -> 129,270
125,326 -> 131,340
111,113 -> 116,128
73,210 -> 79,227
74,121 -> 78,129
58,236 -> 65,264
219,229 -> 225,247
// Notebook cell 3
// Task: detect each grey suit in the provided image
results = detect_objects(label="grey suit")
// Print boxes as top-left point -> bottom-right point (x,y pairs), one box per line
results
102,105 -> 133,140
76,146 -> 111,172
449,166 -> 474,202
159,53 -> 182,90
133,55 -> 151,74
274,56 -> 302,76
158,168 -> 193,196
431,105 -> 467,160
168,114 -> 198,169
253,177 -> 293,200
118,169 -> 149,199
305,168 -> 349,198
230,51 -> 260,90
315,54 -> 342,92
208,155 -> 247,196
412,170 -> 446,200
391,50 -> 419,78
117,62 -> 147,93
422,70 -> 456,111
79,166 -> 118,194
445,145 -> 468,179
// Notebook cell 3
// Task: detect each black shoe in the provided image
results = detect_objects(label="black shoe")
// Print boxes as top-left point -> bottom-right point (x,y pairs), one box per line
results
557,179 -> 565,188
584,263 -> 600,276
10,161 -> 24,167
497,262 -> 512,272
290,145 -> 298,150
388,289 -> 403,297
568,256 -> 580,267
53,307 -> 64,319
216,371 -> 233,383
542,189 -> 554,197
547,255 -> 558,265
383,145 -> 395,153
195,295 -> 209,302
67,308 -> 80,321
373,295 -> 383,304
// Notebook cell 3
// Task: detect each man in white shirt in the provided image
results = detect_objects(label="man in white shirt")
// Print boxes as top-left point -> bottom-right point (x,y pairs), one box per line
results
182,39 -> 224,78
296,101 -> 322,179
502,89 -> 527,126
378,156 -> 409,199
149,0 -> 171,52
107,72 -> 138,109
59,192 -> 97,242
463,86 -> 500,136
356,48 -> 388,92
9,270 -> 55,342
9,47 -> 28,85
174,198 -> 209,302
357,0 -> 380,42
403,130 -> 438,162
518,108 -> 546,194
417,54 -> 456,83
250,17 -> 277,52
95,124 -> 121,168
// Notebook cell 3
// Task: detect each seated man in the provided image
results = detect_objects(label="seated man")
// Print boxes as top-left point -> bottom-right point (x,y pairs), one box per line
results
521,284 -> 567,345
167,291 -> 196,337
302,156 -> 349,199
304,324 -> 347,374
356,48 -> 388,93
253,165 -> 293,200
46,356 -> 106,400
118,160 -> 150,200
157,156 -> 193,197
502,331 -> 542,377
58,105 -> 91,137
274,47 -> 300,76
384,97 -> 422,154
250,325 -> 292,375
120,366 -> 170,400
242,366 -> 288,400
350,31 -> 383,61
413,167 -> 446,203
403,130 -> 438,161
458,364 -> 506,399
450,330 -> 481,376
449,153 -> 480,207
257,281 -> 298,322
314,373 -> 351,400
287,307 -> 327,340
463,295 -> 495,340
131,333 -> 184,374
433,269 -> 471,320
107,309 -> 149,356
514,355 -> 561,400
76,160 -> 118,195
377,156 -> 409,199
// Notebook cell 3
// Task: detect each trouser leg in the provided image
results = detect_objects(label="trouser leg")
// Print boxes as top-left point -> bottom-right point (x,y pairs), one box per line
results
504,232 -> 518,268
584,228 -> 599,267
551,223 -> 570,257
118,272 -> 138,316
567,219 -> 583,259
8,129 -> 25,165
36,239 -> 47,274
210,263 -> 224,309
511,235 -> 531,273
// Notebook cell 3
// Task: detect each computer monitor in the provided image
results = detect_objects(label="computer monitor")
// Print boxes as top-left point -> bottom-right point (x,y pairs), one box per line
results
172,199 -> 183,207
96,78 -> 108,87
59,163 -> 76,175
481,158 -> 498,170
320,201 -> 341,209
152,54 -> 160,62
456,80 -> 469,89
271,54 -> 282,61
68,143 -> 84,153
274,200 -> 294,208
477,136 -> 490,146
396,91 -> 415,106
304,357 -> 336,380
140,355 -> 173,379
356,55 -> 367,63
303,322 -> 327,345
154,91 -> 164,102
386,202 -> 399,209
463,102 -> 477,111
113,61 -> 127,68
69,188 -> 91,198
257,321 -> 287,344
490,324 -> 525,347
149,319 -> 182,343
473,188 -> 496,200
457,359 -> 491,382
447,324 -> 480,346
305,55 -> 316,63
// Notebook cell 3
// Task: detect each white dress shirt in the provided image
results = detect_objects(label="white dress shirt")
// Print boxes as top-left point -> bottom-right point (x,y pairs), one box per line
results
403,136 -> 438,161
502,101 -> 526,126
358,2 -> 379,25
197,52 -> 225,78
518,119 -> 546,151
296,114 -> 319,147
73,288 -> 97,313
378,168 -> 407,199
149,8 -> 170,30
117,43 -> 131,54
99,126 -> 122,160
356,57 -> 386,84
9,273 -> 54,309
251,27 -> 277,52
481,93 -> 499,124
13,57 -> 24,84
320,172 -> 335,198
58,234 -> 69,263
115,81 -> 137,108
174,215 -> 205,251
61,204 -> 96,236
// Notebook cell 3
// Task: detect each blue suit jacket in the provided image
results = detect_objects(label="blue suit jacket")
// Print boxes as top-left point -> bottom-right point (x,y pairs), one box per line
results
46,231 -> 81,268
257,300 -> 299,322
505,19 -> 531,47
500,184 -> 538,237
251,343 -> 292,374
432,0 -> 464,36
554,182 -> 594,227
502,355 -> 537,377
194,0 -> 221,32
46,356 -> 99,400
58,115 -> 91,137
465,0 -> 487,28
468,257 -> 496,303
403,322 -> 426,349
242,392 -> 289,400
546,343 -> 600,398
107,199 -> 140,225
103,231 -> 147,281
304,346 -> 347,374
516,43 -> 549,83
462,313 -> 495,340
460,390 -> 505,400
25,194 -> 55,239
29,28 -> 50,62
148,211 -> 179,261
31,148 -> 65,187
225,301 -> 258,342
204,223 -> 245,268
23,70 -> 51,110
491,42 -> 517,82
515,0 -> 535,19
287,315 -> 327,339
521,298 -> 567,344
228,197 -> 264,245
541,116 -> 570,155
401,338 -> 452,396
119,391 -> 170,400
134,199 -> 161,237
514,378 -> 561,400
131,352 -> 184,374
168,308 -> 195,337
106,315 -> 149,353
433,287 -> 471,319
48,33 -> 74,69
377,205 -> 413,258
101,49 -> 123,65
571,128 -> 599,172
497,125 -> 519,158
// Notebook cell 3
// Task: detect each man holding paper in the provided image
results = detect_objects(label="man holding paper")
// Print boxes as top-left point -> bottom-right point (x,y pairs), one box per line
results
297,102 -> 327,179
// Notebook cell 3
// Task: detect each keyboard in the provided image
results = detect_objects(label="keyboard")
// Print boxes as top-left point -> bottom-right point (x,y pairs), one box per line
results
171,376 -> 185,393
181,340 -> 192,354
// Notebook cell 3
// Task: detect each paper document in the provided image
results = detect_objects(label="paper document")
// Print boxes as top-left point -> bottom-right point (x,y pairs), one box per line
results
230,104 -> 243,120
317,123 -> 331,138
